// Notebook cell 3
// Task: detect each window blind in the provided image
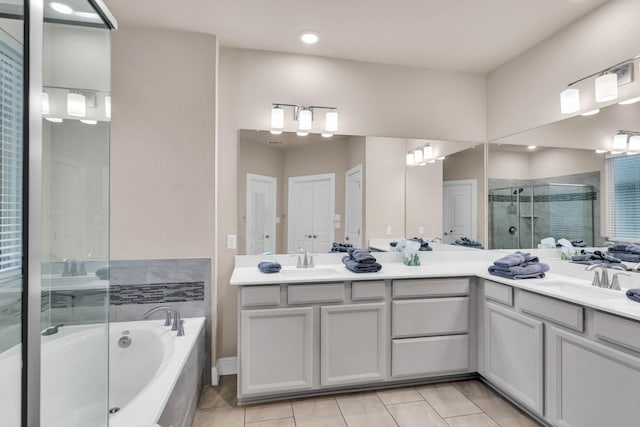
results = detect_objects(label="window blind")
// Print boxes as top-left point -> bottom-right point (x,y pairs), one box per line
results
0,36 -> 23,281
605,154 -> 640,241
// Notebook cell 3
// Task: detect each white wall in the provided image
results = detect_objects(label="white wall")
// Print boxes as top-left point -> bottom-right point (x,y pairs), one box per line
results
488,0 -> 640,141
217,47 -> 486,357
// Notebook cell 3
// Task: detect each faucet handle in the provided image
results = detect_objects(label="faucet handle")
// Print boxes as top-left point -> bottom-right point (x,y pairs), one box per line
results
610,272 -> 631,291
308,254 -> 314,268
177,319 -> 185,337
171,311 -> 181,331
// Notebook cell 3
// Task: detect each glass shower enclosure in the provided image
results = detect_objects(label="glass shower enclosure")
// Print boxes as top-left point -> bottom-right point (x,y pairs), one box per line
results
489,184 -> 595,249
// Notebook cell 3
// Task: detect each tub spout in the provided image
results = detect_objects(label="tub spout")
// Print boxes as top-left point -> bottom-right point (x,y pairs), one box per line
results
141,306 -> 174,327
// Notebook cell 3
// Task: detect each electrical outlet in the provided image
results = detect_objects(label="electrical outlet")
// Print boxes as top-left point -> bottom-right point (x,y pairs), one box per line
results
418,226 -> 424,235
386,226 -> 392,235
227,234 -> 237,249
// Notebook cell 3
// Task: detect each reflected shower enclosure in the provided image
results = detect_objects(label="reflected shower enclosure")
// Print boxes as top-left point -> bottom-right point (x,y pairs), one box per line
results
489,184 -> 595,249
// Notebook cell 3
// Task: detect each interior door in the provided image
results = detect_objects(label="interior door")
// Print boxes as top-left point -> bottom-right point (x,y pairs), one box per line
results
345,164 -> 363,248
443,180 -> 477,244
246,174 -> 277,255
288,174 -> 335,253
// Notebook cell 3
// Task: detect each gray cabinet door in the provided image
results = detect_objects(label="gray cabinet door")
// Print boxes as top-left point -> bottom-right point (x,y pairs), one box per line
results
320,303 -> 387,387
547,326 -> 640,427
240,307 -> 314,396
485,302 -> 544,415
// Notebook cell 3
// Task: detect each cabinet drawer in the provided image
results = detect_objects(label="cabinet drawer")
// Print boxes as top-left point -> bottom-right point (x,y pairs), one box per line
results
288,283 -> 345,304
485,281 -> 513,306
392,297 -> 468,338
393,278 -> 469,298
241,285 -> 281,307
593,311 -> 640,354
352,281 -> 385,301
519,291 -> 583,332
392,335 -> 469,377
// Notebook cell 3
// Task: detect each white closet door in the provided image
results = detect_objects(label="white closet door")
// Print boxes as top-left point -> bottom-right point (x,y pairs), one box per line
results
246,174 -> 277,255
288,174 -> 335,253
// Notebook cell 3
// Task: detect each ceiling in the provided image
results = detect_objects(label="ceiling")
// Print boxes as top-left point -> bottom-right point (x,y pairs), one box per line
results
104,0 -> 609,73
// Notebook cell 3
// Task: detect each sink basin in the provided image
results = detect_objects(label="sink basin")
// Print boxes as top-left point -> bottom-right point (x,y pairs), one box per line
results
280,267 -> 342,277
544,281 -> 625,300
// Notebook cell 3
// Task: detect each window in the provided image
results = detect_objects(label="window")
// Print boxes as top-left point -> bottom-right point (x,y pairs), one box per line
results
605,154 -> 640,240
0,35 -> 23,282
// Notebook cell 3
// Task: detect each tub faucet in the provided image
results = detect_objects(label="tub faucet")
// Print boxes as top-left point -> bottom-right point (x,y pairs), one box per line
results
142,306 -> 180,330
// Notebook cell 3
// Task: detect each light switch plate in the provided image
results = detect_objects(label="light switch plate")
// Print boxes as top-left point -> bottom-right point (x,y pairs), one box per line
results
227,234 -> 237,249
386,226 -> 392,235
418,226 -> 424,235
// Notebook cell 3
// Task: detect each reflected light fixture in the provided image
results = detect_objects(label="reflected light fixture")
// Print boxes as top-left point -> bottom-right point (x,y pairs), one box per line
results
270,130 -> 282,135
527,145 -> 537,150
612,133 -> 629,150
105,95 -> 111,119
67,92 -> 86,117
629,135 -> 640,152
80,119 -> 97,125
413,149 -> 424,164
42,92 -> 50,115
325,110 -> 338,133
595,73 -> 618,102
296,131 -> 308,137
436,156 -> 446,161
595,149 -> 608,154
45,117 -> 63,123
422,144 -> 433,160
50,2 -> 73,14
299,31 -> 319,44
270,103 -> 338,135
619,96 -> 640,106
271,105 -> 284,130
581,109 -> 600,116
321,133 -> 333,138
560,88 -> 580,114
298,108 -> 313,131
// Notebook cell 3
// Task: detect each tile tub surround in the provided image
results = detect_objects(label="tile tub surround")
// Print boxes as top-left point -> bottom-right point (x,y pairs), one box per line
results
109,258 -> 213,384
194,376 -> 541,427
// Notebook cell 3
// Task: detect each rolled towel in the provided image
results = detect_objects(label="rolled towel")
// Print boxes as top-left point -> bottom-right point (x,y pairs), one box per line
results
258,261 -> 281,274
344,259 -> 382,273
626,289 -> 640,303
493,251 -> 538,268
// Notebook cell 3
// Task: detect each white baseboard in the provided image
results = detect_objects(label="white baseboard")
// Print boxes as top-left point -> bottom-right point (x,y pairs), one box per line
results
212,357 -> 238,385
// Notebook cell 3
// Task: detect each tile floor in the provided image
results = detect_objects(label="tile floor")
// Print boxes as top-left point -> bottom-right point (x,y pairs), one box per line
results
194,376 -> 542,427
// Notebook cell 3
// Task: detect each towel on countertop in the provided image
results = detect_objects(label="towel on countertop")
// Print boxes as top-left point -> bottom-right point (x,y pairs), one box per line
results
453,237 -> 484,249
342,249 -> 382,273
490,262 -> 550,276
570,239 -> 588,248
626,289 -> 640,303
257,261 -> 281,274
330,242 -> 353,253
571,250 -> 622,264
348,248 -> 377,264
487,267 -> 547,280
606,251 -> 640,263
409,237 -> 433,251
493,251 -> 539,268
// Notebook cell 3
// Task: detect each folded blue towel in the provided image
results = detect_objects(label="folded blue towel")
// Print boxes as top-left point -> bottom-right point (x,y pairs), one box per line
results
491,262 -> 550,276
610,243 -> 633,252
627,244 -> 640,255
608,252 -> 640,263
572,250 -> 621,264
258,261 -> 281,274
493,252 -> 538,268
344,259 -> 382,273
626,289 -> 640,303
350,249 -> 377,264
488,265 -> 546,280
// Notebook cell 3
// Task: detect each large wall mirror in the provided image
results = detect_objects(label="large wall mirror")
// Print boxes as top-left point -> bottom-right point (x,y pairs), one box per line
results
487,100 -> 640,249
237,130 -> 485,255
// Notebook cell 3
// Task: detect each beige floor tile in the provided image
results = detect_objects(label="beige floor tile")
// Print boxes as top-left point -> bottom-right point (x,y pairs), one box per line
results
245,401 -> 294,423
386,401 -> 449,427
416,385 -> 482,418
452,381 -> 497,401
245,418 -> 296,427
200,374 -> 238,409
376,387 -> 424,405
472,397 -> 541,427
292,396 -> 347,427
193,406 -> 244,427
445,413 -> 500,427
335,392 -> 397,427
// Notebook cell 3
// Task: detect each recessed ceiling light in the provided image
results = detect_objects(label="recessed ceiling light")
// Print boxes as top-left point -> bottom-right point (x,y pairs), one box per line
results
299,31 -> 319,44
527,145 -> 536,150
50,2 -> 74,14
619,96 -> 640,105
581,109 -> 600,116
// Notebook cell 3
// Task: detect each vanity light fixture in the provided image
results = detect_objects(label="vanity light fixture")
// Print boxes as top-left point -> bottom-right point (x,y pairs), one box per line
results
406,153 -> 415,166
527,145 -> 537,150
422,144 -> 434,160
406,144 -> 443,167
299,31 -> 319,44
619,96 -> 640,105
612,132 -> 629,151
80,119 -> 97,125
67,92 -> 86,117
581,109 -> 600,116
296,131 -> 309,137
321,133 -> 333,138
629,135 -> 640,152
42,92 -> 50,115
105,95 -> 111,119
270,103 -> 338,135
45,117 -> 63,123
50,2 -> 73,14
560,59 -> 636,114
413,149 -> 424,164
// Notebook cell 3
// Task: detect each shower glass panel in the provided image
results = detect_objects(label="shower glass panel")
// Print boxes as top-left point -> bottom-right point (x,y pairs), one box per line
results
0,4 -> 24,427
490,187 -> 519,249
41,2 -> 111,426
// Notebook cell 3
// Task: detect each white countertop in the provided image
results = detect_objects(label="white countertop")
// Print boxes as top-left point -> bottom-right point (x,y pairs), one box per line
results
231,251 -> 640,322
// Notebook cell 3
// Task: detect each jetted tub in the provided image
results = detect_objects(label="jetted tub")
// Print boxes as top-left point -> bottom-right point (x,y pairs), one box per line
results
0,317 -> 205,427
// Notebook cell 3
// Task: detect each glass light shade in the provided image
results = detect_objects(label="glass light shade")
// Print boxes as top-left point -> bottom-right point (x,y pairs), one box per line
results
296,131 -> 308,136
413,149 -> 423,164
67,92 -> 86,117
406,153 -> 414,166
321,133 -> 333,138
271,106 -> 284,129
595,73 -> 618,102
105,95 -> 111,119
628,135 -> 640,152
422,145 -> 433,160
527,145 -> 537,150
45,117 -> 63,123
581,109 -> 600,116
80,119 -> 97,125
42,92 -> 50,115
298,108 -> 312,131
50,2 -> 73,14
612,133 -> 628,150
270,130 -> 282,135
560,88 -> 580,114
325,110 -> 338,132
595,149 -> 608,154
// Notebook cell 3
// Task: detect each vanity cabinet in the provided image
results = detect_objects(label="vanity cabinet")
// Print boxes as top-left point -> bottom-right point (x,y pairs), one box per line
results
239,307 -> 314,396
546,325 -> 640,427
320,303 -> 386,387
484,301 -> 544,415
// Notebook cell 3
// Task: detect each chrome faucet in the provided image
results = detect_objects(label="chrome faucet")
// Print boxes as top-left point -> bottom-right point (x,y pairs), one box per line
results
585,264 -> 630,290
631,263 -> 640,272
296,247 -> 314,268
141,306 -> 185,336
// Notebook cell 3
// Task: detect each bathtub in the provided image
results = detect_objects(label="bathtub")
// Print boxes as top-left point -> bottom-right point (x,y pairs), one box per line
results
0,316 -> 205,427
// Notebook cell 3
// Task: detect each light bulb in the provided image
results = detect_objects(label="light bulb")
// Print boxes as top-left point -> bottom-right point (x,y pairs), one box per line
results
595,73 -> 618,102
271,105 -> 284,129
560,88 -> 580,114
299,31 -> 319,44
45,117 -> 63,123
325,110 -> 338,132
50,2 -> 73,14
619,96 -> 640,106
528,145 -> 537,150
321,133 -> 333,138
67,92 -> 86,117
298,108 -> 312,131
270,130 -> 282,135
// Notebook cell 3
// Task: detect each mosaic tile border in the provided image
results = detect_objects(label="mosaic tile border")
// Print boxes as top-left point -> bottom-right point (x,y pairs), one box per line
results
110,281 -> 205,305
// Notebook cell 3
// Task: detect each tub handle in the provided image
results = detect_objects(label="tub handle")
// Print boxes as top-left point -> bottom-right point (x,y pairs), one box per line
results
177,319 -> 185,337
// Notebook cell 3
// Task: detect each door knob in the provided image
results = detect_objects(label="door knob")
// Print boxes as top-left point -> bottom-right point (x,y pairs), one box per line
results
305,234 -> 312,238
264,235 -> 270,239
312,235 -> 317,239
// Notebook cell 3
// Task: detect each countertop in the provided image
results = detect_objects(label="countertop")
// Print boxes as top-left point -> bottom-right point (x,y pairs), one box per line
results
231,252 -> 640,322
